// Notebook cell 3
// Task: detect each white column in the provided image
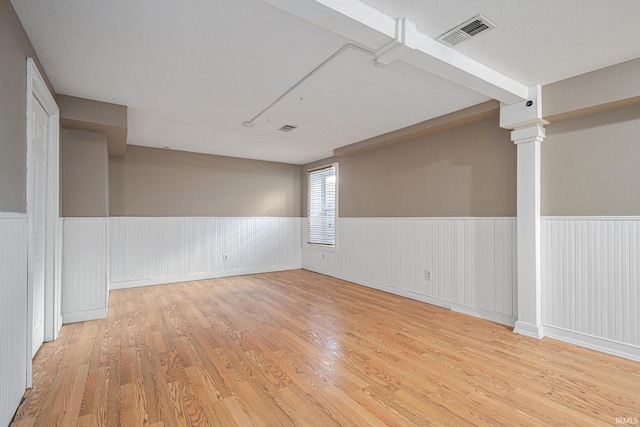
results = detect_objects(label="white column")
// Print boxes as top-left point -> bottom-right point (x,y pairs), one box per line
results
500,85 -> 547,339
512,124 -> 545,338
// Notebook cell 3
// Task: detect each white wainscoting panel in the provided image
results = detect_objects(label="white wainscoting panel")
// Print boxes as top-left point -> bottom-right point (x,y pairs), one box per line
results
0,215 -> 28,427
542,217 -> 640,361
62,218 -> 108,323
303,218 -> 517,326
109,217 -> 301,289
55,218 -> 64,335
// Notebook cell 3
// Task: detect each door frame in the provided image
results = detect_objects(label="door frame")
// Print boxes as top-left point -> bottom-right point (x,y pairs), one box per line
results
25,58 -> 61,386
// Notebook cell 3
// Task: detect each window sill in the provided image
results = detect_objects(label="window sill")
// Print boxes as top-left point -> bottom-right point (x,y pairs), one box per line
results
306,242 -> 338,253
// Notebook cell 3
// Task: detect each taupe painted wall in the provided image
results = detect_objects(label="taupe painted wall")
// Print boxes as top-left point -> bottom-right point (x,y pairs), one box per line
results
542,103 -> 640,216
0,0 -> 53,212
543,58 -> 640,122
109,146 -> 301,217
303,118 -> 516,217
58,95 -> 128,157
62,129 -> 109,217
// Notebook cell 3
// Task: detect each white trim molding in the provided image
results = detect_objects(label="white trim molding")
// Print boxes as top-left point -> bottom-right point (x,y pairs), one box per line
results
514,321 -> 545,339
62,308 -> 109,325
25,57 -> 60,387
110,264 -> 301,290
544,326 -> 640,363
0,212 -> 28,219
302,263 -> 518,327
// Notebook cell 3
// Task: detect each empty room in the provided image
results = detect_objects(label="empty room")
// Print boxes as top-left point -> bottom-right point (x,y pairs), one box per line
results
2,0 -> 640,425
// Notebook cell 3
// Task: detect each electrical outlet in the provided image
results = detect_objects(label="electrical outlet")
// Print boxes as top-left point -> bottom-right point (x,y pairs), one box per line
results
425,269 -> 432,281
322,253 -> 326,260
223,254 -> 229,261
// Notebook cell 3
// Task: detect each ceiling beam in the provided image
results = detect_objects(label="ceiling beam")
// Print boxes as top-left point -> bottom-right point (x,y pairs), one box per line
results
260,0 -> 528,104
260,0 -> 396,49
406,32 -> 527,104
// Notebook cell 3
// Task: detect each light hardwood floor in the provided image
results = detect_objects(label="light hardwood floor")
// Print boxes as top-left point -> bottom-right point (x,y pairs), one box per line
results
12,269 -> 640,426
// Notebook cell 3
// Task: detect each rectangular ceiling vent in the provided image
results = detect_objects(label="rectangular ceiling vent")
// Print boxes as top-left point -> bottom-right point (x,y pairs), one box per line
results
436,15 -> 495,47
278,124 -> 297,132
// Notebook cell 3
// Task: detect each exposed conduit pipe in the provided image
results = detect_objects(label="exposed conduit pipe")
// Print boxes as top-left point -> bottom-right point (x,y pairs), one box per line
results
242,43 -> 376,128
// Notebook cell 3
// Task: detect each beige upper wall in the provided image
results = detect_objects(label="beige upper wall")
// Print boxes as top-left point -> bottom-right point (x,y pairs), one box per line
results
0,0 -> 54,213
62,129 -> 109,217
543,58 -> 640,122
303,118 -> 516,218
542,103 -> 640,216
109,146 -> 301,217
57,95 -> 128,158
300,58 -> 640,219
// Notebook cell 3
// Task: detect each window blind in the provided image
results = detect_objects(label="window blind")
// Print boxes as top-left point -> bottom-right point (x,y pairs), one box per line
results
308,164 -> 336,246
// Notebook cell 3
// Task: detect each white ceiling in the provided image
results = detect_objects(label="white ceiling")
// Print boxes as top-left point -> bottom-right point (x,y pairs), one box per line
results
361,0 -> 640,86
12,0 -> 640,164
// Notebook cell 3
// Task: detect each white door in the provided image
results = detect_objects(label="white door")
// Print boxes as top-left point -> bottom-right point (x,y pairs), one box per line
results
31,95 -> 48,357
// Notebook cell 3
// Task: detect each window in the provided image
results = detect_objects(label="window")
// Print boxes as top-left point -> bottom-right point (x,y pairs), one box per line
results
308,164 -> 337,246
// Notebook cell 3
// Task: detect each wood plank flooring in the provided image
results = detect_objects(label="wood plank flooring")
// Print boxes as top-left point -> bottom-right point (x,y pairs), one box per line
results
12,269 -> 640,426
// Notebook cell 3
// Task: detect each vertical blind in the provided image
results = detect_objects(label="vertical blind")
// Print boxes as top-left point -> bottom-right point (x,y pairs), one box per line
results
308,164 -> 336,246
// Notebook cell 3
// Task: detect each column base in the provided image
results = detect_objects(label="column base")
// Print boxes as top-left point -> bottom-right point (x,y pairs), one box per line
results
514,321 -> 544,339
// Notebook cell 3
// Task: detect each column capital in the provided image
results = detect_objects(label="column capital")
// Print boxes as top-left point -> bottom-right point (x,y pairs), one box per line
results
511,123 -> 546,145
500,84 -> 549,130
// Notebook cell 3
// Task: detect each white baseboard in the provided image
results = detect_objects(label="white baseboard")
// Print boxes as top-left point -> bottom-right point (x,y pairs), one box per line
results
543,325 -> 640,363
452,303 -> 516,327
62,308 -> 108,324
514,321 -> 544,339
110,263 -> 301,290
302,264 -> 516,327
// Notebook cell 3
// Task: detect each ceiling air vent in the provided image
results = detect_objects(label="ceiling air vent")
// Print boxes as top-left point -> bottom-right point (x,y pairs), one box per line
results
278,125 -> 297,132
436,15 -> 495,47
